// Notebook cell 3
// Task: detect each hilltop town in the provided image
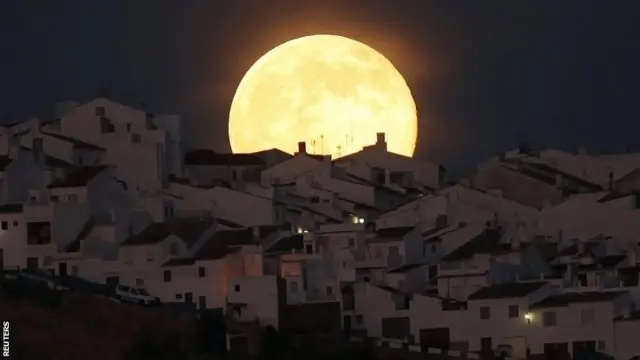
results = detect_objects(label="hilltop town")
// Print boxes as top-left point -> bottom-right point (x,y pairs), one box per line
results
0,97 -> 639,360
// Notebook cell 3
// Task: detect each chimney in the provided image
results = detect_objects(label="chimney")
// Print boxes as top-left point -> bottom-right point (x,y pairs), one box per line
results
32,138 -> 43,163
376,132 -> 387,151
297,141 -> 306,154
608,171 -> 614,191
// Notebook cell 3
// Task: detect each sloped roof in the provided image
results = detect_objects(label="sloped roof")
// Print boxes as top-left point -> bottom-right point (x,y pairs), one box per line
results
468,281 -> 547,300
264,234 -> 304,253
440,227 -> 509,262
368,226 -> 415,243
0,203 -> 23,214
47,165 -> 108,188
42,132 -> 105,151
121,217 -> 216,247
530,291 -> 628,309
0,156 -> 12,171
184,149 -> 265,166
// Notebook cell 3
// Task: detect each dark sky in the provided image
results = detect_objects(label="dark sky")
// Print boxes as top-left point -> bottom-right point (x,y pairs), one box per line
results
1,1 -> 639,176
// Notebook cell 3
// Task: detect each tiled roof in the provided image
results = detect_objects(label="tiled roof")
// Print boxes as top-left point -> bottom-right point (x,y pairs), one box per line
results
387,262 -> 427,274
468,281 -> 547,300
264,234 -> 304,253
121,223 -> 171,246
42,132 -> 105,151
0,156 -> 12,171
598,190 -> 640,203
184,149 -> 265,166
193,227 -> 274,260
0,203 -> 23,214
503,162 -> 602,191
64,219 -> 94,253
47,165 -> 108,188
530,291 -> 628,309
19,146 -> 76,168
368,226 -> 415,243
121,217 -> 216,247
440,227 -> 508,262
162,258 -> 196,267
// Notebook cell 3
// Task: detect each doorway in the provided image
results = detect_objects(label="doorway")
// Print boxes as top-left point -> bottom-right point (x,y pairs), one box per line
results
58,262 -> 68,277
343,315 -> 352,336
26,257 -> 38,269
185,292 -> 193,304
481,337 -> 493,357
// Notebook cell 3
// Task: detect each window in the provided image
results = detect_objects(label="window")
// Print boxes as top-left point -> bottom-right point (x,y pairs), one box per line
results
50,195 -> 59,202
234,284 -> 240,292
355,315 -> 363,324
136,278 -> 144,286
305,244 -> 313,254
509,305 -> 519,318
480,306 -> 491,320
131,133 -> 141,143
68,194 -> 78,202
126,123 -> 131,132
71,265 -> 78,276
290,281 -> 298,293
1,221 -> 7,230
163,270 -> 172,282
543,311 -> 556,327
169,243 -> 178,255
175,293 -> 183,300
100,117 -> 114,133
311,196 -> 320,203
198,267 -> 205,278
95,106 -> 105,117
580,309 -> 595,325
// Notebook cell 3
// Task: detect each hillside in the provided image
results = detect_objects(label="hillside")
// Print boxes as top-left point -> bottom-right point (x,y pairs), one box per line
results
0,281 -> 199,360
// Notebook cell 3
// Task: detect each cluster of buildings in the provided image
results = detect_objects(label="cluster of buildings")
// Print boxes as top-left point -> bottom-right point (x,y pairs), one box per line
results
1,97 -> 640,359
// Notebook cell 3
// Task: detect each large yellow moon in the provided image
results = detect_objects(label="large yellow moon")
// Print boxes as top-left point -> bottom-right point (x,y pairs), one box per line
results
228,34 -> 417,158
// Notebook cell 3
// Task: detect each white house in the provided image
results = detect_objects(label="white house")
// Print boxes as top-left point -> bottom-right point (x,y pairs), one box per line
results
526,290 -> 634,359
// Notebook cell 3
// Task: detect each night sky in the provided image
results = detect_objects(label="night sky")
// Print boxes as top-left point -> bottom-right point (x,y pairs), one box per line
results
1,1 -> 639,176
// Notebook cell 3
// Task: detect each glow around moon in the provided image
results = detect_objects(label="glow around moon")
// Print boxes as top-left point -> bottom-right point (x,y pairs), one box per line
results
229,34 -> 418,158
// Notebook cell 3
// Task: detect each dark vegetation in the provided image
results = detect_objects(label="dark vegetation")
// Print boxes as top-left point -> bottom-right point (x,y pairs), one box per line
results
0,275 -> 440,360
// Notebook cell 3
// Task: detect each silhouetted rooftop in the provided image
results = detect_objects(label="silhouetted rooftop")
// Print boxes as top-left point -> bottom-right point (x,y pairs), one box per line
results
184,149 -> 265,166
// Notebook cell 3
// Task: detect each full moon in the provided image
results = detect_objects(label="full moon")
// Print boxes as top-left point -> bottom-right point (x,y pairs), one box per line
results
229,34 -> 418,158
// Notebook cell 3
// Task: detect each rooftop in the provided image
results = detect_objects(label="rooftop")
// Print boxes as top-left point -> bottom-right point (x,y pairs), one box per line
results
468,281 -> 547,300
530,291 -> 628,309
47,165 -> 108,188
184,149 -> 265,166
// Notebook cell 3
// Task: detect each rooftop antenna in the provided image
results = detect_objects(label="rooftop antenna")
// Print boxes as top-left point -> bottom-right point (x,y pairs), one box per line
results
336,145 -> 342,158
312,139 -> 317,154
320,135 -> 324,154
